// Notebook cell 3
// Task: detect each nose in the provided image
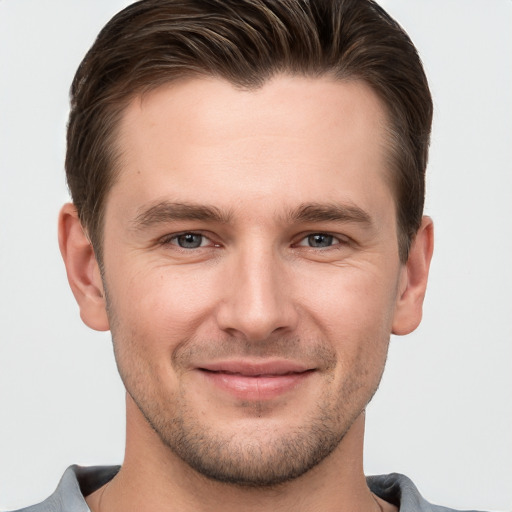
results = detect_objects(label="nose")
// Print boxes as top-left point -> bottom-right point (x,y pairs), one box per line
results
215,246 -> 299,341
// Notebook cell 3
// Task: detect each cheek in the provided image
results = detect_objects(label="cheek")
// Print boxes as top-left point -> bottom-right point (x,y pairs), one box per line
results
300,265 -> 399,335
106,263 -> 221,348
296,265 -> 397,391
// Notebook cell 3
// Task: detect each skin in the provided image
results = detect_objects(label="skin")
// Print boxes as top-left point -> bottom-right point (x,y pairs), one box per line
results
59,75 -> 433,512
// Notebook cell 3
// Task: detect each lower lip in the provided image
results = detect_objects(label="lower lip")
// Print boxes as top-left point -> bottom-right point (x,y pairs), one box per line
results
199,370 -> 313,401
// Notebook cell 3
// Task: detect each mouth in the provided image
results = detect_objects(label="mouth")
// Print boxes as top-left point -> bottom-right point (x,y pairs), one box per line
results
196,360 -> 315,400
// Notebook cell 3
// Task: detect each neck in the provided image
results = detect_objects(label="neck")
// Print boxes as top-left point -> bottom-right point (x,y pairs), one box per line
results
87,395 -> 386,512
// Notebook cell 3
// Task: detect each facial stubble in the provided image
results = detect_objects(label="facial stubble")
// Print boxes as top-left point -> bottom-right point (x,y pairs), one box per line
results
109,319 -> 386,488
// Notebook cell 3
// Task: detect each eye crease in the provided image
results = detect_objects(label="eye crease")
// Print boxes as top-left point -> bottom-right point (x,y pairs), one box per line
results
297,233 -> 341,248
170,233 -> 209,249
165,232 -> 343,250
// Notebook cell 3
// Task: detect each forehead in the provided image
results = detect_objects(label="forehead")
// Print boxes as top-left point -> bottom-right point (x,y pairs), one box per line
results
111,75 -> 394,221
120,74 -> 389,155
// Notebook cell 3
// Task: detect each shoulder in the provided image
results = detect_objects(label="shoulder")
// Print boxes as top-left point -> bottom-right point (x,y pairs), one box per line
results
6,465 -> 120,512
367,473 -> 488,512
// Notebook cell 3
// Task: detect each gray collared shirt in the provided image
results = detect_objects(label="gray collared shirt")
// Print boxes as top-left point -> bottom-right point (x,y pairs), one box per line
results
8,465 -> 485,511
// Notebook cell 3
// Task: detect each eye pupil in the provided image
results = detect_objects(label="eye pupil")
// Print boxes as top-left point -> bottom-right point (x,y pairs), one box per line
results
308,234 -> 333,248
177,233 -> 203,248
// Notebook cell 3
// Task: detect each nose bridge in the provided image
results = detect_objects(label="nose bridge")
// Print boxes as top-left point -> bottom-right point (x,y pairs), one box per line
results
216,241 -> 297,340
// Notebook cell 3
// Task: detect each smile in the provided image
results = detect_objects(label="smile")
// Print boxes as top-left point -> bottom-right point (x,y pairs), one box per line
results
197,360 -> 315,400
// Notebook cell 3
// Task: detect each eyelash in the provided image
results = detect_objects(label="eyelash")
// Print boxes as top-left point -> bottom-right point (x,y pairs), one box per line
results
294,233 -> 345,249
160,232 -> 219,250
159,231 -> 347,250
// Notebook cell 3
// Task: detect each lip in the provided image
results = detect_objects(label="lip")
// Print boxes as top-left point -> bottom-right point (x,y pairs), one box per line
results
196,360 -> 315,400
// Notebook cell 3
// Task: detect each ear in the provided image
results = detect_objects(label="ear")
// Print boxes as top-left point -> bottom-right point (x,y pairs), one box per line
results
392,216 -> 434,336
58,203 -> 110,331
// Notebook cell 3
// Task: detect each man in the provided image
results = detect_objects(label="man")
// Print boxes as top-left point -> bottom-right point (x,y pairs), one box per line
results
6,0 -> 486,510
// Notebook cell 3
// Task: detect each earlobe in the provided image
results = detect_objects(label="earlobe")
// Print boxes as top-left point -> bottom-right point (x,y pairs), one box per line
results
392,216 -> 434,336
58,203 -> 110,331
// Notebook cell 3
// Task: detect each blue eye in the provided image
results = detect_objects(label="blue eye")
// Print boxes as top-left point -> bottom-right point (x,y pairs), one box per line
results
305,233 -> 335,248
172,233 -> 205,249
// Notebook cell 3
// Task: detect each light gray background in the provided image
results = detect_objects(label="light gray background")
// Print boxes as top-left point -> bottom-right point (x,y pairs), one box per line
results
0,1 -> 511,510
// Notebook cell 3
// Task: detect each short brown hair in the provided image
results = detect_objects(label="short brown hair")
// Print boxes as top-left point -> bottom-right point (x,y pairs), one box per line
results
66,0 -> 432,262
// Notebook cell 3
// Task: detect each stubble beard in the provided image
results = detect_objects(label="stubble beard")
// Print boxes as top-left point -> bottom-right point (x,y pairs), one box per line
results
117,340 -> 382,489
105,288 -> 386,488
133,385 -> 352,488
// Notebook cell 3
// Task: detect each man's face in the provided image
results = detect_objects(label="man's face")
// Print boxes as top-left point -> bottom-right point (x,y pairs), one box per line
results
100,75 -> 408,485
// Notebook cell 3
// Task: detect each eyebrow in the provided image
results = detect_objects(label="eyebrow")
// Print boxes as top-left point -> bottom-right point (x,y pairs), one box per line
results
286,202 -> 373,226
132,201 -> 232,230
131,200 -> 373,231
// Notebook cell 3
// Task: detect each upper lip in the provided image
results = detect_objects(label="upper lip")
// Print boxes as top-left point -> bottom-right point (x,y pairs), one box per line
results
197,360 -> 314,376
